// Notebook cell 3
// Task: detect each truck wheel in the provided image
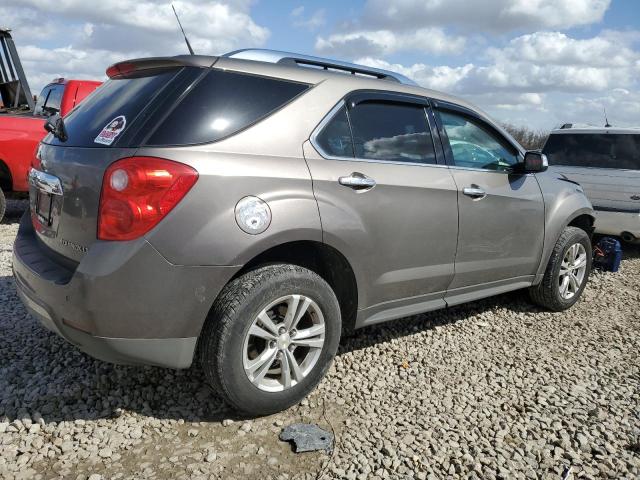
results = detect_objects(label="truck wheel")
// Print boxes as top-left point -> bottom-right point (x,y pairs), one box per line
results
529,226 -> 592,311
0,187 -> 6,223
199,264 -> 341,416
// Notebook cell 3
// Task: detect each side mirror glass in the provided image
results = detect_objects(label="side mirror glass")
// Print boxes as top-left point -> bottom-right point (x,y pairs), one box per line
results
523,151 -> 548,173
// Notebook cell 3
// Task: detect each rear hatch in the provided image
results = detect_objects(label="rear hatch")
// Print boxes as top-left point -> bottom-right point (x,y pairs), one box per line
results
32,59 -> 212,264
31,55 -> 311,264
543,132 -> 640,212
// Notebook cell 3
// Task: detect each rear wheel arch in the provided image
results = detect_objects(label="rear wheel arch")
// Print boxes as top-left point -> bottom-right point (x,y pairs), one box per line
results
0,159 -> 13,192
229,240 -> 359,335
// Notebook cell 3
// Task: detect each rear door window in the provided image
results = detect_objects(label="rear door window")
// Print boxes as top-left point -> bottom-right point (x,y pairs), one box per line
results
348,101 -> 436,164
544,133 -> 640,170
145,70 -> 309,146
314,106 -> 354,158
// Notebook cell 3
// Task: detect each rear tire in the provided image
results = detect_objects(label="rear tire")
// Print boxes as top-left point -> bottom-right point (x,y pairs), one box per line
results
529,226 -> 592,311
199,264 -> 341,416
0,187 -> 6,223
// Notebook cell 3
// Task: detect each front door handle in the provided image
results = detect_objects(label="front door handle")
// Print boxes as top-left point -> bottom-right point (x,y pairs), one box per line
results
463,186 -> 487,199
339,172 -> 376,191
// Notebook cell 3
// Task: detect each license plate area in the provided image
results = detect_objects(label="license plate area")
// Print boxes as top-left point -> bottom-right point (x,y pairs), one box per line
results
36,190 -> 54,226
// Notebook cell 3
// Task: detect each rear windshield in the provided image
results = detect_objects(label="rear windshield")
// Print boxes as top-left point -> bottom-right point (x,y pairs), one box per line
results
543,133 -> 640,170
46,70 -> 180,147
44,66 -> 309,148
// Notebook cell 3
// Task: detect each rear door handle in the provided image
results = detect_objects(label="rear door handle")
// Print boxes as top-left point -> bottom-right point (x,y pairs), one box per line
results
339,172 -> 376,191
463,186 -> 486,199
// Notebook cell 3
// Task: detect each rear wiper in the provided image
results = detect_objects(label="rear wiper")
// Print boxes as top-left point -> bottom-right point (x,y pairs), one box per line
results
44,114 -> 68,142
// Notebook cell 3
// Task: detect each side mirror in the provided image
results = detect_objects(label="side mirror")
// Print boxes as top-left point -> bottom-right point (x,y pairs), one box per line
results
522,151 -> 548,173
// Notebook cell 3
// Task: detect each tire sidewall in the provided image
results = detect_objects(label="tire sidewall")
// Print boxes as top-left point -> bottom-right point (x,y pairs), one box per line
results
549,229 -> 592,308
218,268 -> 341,414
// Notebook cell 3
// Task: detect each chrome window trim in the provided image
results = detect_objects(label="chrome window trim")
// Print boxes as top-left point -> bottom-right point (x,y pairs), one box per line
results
309,100 -> 445,169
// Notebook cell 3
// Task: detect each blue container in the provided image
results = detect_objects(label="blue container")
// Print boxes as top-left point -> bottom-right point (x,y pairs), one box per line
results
593,237 -> 622,273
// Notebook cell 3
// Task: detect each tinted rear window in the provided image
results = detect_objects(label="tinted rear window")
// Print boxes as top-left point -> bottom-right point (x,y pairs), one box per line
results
544,133 -> 640,170
146,70 -> 309,146
46,70 -> 180,147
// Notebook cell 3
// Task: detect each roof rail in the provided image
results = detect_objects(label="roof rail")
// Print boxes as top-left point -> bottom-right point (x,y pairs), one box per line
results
223,49 -> 419,86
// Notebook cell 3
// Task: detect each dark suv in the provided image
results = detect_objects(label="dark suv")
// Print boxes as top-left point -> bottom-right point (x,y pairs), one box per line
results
13,50 -> 594,415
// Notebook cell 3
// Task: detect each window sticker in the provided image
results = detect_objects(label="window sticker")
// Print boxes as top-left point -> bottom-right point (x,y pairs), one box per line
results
94,116 -> 126,146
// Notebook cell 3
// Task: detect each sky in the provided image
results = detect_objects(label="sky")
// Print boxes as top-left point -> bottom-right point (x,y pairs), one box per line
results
2,0 -> 639,130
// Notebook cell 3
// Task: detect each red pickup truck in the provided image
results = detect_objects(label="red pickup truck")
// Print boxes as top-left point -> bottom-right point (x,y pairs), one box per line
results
0,78 -> 102,219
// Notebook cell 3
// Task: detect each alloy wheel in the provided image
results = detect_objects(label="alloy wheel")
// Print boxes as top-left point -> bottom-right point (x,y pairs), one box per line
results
242,294 -> 326,392
559,243 -> 588,300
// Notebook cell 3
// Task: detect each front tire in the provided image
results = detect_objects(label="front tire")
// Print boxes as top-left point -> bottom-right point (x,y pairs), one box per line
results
199,264 -> 341,416
529,226 -> 592,311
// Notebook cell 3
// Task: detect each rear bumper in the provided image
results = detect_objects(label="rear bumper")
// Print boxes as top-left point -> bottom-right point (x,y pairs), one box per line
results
593,207 -> 640,239
12,213 -> 238,368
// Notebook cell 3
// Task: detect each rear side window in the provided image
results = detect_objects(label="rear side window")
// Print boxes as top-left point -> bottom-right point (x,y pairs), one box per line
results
146,70 -> 309,146
46,70 -> 180,147
314,106 -> 354,158
349,102 -> 436,164
544,133 -> 640,170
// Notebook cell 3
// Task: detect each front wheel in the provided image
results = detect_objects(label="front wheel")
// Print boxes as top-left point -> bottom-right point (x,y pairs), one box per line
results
199,264 -> 341,416
529,226 -> 592,311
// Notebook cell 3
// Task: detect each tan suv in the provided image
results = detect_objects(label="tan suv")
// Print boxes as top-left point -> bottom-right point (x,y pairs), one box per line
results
13,49 -> 594,415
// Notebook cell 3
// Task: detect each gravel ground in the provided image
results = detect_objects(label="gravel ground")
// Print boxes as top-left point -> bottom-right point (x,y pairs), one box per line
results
1,199 -> 639,479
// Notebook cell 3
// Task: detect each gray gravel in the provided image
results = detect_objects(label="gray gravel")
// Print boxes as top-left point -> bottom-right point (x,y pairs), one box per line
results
1,199 -> 639,479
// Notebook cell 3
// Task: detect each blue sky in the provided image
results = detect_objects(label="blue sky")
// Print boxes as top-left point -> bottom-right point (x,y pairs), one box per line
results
3,0 -> 639,129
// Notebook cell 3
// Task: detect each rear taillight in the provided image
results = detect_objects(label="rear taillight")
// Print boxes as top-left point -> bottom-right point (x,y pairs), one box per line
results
98,156 -> 198,241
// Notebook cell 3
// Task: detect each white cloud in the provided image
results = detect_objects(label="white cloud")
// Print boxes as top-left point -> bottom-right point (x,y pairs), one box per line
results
290,6 -> 326,30
3,0 -> 269,92
316,28 -> 465,57
361,0 -> 610,33
356,30 -> 640,129
354,57 -> 474,91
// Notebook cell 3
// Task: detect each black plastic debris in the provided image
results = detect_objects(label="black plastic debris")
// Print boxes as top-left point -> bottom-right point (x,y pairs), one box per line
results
279,423 -> 334,454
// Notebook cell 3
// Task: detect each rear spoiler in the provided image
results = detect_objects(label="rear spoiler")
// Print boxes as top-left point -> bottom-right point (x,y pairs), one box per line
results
106,55 -> 217,79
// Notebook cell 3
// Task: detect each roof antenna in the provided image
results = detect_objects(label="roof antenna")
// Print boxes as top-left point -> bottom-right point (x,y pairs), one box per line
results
603,106 -> 612,128
172,4 -> 195,55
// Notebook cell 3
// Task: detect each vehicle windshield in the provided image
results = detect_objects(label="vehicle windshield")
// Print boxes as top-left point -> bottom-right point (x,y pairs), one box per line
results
543,133 -> 640,170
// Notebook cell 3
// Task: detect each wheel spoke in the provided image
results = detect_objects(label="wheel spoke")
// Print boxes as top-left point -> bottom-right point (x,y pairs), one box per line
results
560,275 -> 570,296
290,297 -> 312,331
294,324 -> 325,340
285,349 -> 304,382
292,338 -> 324,349
569,273 -> 580,293
246,347 -> 277,381
573,255 -> 587,270
280,352 -> 292,389
282,295 -> 301,330
249,324 -> 277,341
257,311 -> 280,336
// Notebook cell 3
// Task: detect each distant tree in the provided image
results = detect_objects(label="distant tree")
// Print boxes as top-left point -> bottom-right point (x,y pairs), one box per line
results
502,123 -> 549,150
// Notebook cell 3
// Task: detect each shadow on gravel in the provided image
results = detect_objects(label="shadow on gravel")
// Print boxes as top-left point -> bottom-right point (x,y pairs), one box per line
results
338,289 -> 539,357
1,198 -> 28,225
0,267 -> 539,424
